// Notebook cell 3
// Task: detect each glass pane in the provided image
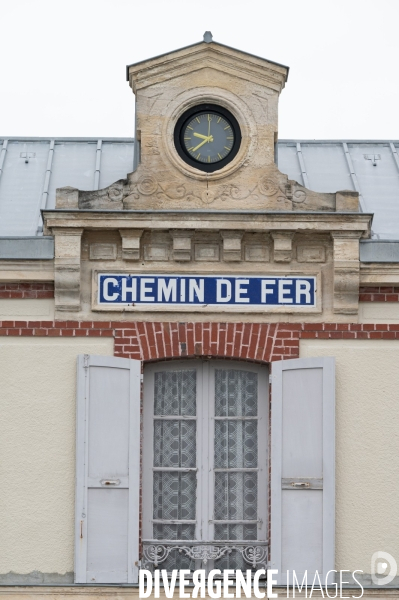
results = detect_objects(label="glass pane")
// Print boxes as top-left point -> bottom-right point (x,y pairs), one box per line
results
214,523 -> 257,541
215,420 -> 257,468
215,369 -> 257,417
153,523 -> 195,541
154,420 -> 196,468
153,472 -> 196,520
154,370 -> 196,416
214,472 -> 257,520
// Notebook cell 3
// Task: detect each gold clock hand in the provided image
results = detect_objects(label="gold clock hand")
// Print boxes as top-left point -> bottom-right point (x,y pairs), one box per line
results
192,138 -> 210,152
208,114 -> 211,138
193,132 -> 211,140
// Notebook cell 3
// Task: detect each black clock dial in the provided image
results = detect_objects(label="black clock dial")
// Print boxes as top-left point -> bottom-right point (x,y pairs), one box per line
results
174,104 -> 241,173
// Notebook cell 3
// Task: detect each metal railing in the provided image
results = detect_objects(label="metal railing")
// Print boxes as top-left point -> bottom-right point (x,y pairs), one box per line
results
142,540 -> 268,570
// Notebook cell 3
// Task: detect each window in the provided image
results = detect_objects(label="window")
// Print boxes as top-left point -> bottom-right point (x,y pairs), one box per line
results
75,355 -> 334,584
142,360 -> 269,572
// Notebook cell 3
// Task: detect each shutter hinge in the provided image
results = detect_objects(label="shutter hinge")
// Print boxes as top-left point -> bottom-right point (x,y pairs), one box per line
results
140,374 -> 144,383
83,354 -> 89,370
269,375 -> 272,385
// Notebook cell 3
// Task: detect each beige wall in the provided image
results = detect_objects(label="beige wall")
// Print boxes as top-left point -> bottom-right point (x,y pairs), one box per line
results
359,301 -> 399,323
0,337 -> 113,575
300,339 -> 399,573
2,335 -> 398,578
0,299 -> 54,320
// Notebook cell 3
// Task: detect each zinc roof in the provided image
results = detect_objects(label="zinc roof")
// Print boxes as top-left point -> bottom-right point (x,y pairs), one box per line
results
278,140 -> 399,240
0,138 -> 399,240
0,138 -> 134,236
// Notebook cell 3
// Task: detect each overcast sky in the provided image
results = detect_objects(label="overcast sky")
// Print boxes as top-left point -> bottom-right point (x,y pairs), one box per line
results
2,0 -> 399,140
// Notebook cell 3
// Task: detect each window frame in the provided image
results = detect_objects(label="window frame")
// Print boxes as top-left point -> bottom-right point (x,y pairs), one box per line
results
142,359 -> 269,548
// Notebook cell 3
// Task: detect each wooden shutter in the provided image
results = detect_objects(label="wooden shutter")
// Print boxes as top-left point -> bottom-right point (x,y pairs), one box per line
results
75,355 -> 141,584
271,357 -> 335,584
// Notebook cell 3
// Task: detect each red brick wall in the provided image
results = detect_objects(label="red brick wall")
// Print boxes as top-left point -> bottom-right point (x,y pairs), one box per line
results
359,286 -> 399,301
0,283 -> 54,299
1,283 -> 398,302
1,321 -> 399,361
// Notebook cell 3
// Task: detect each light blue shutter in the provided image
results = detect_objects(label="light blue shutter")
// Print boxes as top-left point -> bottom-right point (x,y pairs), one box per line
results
75,355 -> 141,583
271,357 -> 335,585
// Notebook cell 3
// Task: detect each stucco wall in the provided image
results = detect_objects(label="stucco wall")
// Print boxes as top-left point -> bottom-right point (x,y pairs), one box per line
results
2,334 -> 398,579
0,299 -> 54,320
358,301 -> 399,323
0,337 -> 113,576
300,339 -> 399,574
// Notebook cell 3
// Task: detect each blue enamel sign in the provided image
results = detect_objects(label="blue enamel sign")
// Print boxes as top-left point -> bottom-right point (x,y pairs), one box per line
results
98,274 -> 316,307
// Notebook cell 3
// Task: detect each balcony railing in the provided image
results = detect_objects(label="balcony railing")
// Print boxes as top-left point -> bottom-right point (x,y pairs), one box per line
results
142,540 -> 268,571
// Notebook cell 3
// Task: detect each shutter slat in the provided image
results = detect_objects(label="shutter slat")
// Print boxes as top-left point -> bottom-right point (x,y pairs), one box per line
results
75,355 -> 141,584
271,357 -> 335,584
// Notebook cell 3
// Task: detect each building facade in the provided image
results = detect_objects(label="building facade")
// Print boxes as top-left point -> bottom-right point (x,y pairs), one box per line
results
1,34 -> 399,598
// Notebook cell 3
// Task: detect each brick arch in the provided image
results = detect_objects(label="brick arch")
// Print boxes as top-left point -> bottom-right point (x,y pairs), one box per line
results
114,322 -> 300,362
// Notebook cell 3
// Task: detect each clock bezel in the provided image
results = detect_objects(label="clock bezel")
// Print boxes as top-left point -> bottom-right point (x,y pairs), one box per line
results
174,103 -> 242,173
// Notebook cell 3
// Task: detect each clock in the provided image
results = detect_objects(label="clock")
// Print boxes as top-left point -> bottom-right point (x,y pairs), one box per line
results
174,104 -> 241,173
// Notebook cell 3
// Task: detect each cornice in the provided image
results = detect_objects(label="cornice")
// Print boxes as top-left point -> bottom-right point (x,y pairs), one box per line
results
360,262 -> 399,285
0,260 -> 54,281
43,210 -> 372,237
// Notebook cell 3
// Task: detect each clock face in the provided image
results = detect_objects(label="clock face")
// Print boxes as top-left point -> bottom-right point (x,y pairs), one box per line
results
174,104 -> 241,173
183,112 -> 234,164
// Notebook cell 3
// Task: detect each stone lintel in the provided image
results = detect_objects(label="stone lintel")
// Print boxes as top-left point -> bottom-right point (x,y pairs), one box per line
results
360,263 -> 399,286
119,229 -> 144,261
0,260 -> 55,282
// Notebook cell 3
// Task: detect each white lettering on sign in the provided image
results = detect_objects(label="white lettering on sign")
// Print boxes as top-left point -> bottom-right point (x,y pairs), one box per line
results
296,279 -> 311,304
158,278 -> 177,302
98,274 -> 317,307
216,280 -> 232,302
235,279 -> 250,303
141,278 -> 155,301
103,277 -> 118,301
189,279 -> 204,302
278,279 -> 293,304
261,279 -> 276,303
122,277 -> 136,302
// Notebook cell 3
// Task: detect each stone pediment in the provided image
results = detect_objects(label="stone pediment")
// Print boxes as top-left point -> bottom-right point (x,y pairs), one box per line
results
126,39 -> 289,93
56,164 -> 359,212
